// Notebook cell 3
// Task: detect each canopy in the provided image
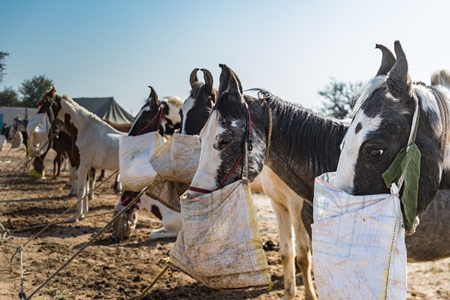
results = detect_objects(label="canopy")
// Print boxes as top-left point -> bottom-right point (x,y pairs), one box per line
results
72,97 -> 135,123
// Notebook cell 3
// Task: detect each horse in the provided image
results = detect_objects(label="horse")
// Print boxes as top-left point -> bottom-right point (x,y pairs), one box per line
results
2,123 -> 11,139
179,68 -> 316,300
112,86 -> 183,240
335,41 -> 450,234
37,87 -> 128,221
9,116 -> 29,151
9,116 -> 32,171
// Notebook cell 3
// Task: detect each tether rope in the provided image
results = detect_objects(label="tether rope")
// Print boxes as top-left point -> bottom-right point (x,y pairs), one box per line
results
136,258 -> 172,300
25,182 -> 151,299
2,168 -> 118,288
430,86 -> 450,164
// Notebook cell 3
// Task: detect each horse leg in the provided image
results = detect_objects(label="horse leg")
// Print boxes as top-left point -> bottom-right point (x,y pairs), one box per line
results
139,195 -> 181,240
61,153 -> 68,172
70,165 -> 88,222
67,165 -> 77,196
270,198 -> 296,300
290,199 -> 317,300
87,168 -> 95,202
114,173 -> 122,194
97,169 -> 105,181
53,153 -> 61,178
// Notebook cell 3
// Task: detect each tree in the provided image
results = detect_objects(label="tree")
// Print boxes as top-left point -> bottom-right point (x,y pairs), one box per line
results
318,78 -> 362,119
0,86 -> 20,107
0,52 -> 9,85
18,75 -> 53,107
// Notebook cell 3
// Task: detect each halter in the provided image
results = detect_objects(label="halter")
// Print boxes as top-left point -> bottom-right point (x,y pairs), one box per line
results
136,104 -> 166,136
188,105 -> 253,194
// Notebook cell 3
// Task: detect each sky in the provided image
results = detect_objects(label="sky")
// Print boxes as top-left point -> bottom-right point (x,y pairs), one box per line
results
2,1 -> 450,117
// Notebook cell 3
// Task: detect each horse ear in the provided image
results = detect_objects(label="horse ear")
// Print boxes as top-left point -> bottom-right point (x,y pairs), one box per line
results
375,44 -> 395,76
387,41 -> 412,99
189,68 -> 199,88
147,86 -> 160,109
218,64 -> 244,98
202,68 -> 217,103
201,68 -> 213,88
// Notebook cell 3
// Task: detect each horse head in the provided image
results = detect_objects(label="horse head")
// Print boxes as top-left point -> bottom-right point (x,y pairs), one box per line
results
335,41 -> 447,228
128,86 -> 182,136
188,64 -> 270,197
180,68 -> 217,135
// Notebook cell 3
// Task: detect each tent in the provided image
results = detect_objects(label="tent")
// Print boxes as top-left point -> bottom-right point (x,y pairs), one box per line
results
72,97 -> 135,124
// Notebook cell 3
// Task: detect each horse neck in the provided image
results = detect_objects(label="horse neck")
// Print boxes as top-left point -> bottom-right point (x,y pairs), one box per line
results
59,99 -> 121,134
263,98 -> 347,199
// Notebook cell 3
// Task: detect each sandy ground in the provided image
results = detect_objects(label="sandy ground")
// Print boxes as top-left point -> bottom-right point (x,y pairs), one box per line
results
0,141 -> 449,300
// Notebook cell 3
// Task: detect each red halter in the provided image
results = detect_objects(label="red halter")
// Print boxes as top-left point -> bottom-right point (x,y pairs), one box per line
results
136,105 -> 165,136
188,108 -> 252,194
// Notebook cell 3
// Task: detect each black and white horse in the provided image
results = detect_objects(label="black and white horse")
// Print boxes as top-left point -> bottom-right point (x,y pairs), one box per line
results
180,68 -> 320,300
9,116 -> 29,151
335,41 -> 450,233
112,86 -> 183,240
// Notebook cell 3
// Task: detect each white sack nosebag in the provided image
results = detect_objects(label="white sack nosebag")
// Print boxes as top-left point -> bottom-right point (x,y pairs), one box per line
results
26,113 -> 51,156
170,180 -> 272,290
119,131 -> 164,192
150,133 -> 201,183
312,172 -> 407,300
0,135 -> 6,151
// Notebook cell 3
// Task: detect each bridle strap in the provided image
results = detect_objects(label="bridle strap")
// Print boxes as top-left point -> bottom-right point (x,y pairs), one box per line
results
136,105 -> 164,136
429,86 -> 449,164
188,102 -> 253,194
396,93 -> 420,191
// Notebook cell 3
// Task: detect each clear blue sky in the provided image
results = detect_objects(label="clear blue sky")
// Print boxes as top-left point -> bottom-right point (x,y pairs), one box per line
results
2,0 -> 450,117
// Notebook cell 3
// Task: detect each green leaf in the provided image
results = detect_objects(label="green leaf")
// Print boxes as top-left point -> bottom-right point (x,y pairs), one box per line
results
382,144 -> 421,232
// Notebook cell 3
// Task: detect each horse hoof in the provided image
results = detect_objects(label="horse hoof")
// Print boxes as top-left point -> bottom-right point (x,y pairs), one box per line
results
149,228 -> 178,240
68,214 -> 85,223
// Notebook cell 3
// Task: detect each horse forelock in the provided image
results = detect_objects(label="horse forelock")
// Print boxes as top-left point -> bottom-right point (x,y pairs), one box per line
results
351,75 -> 388,117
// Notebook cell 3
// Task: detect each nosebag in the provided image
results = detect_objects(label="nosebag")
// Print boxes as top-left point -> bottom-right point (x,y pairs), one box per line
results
169,180 -> 272,290
312,172 -> 407,300
147,133 -> 200,211
119,131 -> 164,192
26,113 -> 51,156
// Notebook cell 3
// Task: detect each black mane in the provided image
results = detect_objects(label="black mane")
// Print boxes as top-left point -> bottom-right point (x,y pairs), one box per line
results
262,90 -> 347,172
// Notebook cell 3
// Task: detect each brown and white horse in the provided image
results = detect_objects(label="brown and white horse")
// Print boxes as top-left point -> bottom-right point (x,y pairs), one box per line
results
37,88 -> 128,221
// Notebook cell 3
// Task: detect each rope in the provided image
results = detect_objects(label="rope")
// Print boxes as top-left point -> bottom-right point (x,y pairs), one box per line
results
0,152 -> 39,203
265,107 -> 273,160
135,258 -> 172,300
7,169 -> 119,277
26,183 -> 151,299
430,86 -> 449,164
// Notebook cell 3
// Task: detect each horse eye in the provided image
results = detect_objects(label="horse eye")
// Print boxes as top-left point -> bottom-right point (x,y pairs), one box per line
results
218,134 -> 232,146
368,148 -> 384,158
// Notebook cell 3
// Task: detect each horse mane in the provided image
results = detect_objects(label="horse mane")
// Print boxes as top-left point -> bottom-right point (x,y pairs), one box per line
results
258,90 -> 346,170
61,94 -> 106,123
431,69 -> 450,88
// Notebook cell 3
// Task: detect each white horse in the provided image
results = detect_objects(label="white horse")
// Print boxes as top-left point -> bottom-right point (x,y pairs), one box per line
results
37,88 -> 125,221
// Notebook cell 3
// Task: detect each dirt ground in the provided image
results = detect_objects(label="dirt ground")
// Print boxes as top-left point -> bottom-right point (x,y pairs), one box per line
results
0,141 -> 449,300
